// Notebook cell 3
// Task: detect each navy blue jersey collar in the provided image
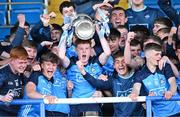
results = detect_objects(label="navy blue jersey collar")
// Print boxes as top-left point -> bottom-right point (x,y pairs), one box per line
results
42,73 -> 54,84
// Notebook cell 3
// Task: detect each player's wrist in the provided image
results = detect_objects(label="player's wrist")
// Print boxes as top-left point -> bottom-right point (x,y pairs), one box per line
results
42,95 -> 47,99
166,90 -> 174,96
81,69 -> 86,75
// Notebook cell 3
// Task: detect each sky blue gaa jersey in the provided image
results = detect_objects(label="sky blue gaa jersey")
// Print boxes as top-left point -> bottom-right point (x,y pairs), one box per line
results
18,70 -> 70,117
66,56 -> 102,98
176,71 -> 180,92
126,6 -> 164,31
135,64 -> 180,116
142,73 -> 169,96
83,69 -> 145,116
102,56 -> 114,77
66,45 -> 77,58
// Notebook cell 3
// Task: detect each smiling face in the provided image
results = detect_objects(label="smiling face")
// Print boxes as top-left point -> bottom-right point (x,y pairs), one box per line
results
153,23 -> 168,35
114,56 -> 128,76
76,43 -> 91,65
131,44 -> 142,57
145,50 -> 162,66
10,58 -> 28,74
51,30 -> 61,42
117,27 -> 128,47
24,47 -> 37,64
110,9 -> 127,28
62,6 -> 75,17
107,38 -> 119,54
41,61 -> 57,79
24,25 -> 30,37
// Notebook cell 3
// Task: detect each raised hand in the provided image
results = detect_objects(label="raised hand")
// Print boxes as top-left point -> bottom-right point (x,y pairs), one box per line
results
17,14 -> 25,28
40,14 -> 50,27
76,60 -> 86,75
126,32 -> 135,43
96,24 -> 105,39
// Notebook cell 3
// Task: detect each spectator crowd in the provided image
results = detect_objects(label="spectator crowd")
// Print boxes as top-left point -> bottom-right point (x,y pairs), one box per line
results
1,0 -> 180,116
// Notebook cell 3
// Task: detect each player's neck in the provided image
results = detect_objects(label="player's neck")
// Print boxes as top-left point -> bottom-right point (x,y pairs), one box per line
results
146,62 -> 156,73
9,63 -> 18,75
132,4 -> 145,11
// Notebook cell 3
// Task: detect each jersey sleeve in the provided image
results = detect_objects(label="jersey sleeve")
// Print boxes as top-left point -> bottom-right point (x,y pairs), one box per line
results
134,70 -> 143,84
91,56 -> 103,67
66,57 -> 77,69
163,63 -> 175,79
28,72 -> 41,86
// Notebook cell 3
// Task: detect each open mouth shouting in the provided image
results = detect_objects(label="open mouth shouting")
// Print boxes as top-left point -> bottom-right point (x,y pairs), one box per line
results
44,69 -> 56,79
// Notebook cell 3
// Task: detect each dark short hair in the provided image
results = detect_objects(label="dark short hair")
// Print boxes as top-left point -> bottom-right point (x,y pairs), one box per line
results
144,43 -> 162,52
22,39 -> 37,49
143,35 -> 163,46
59,1 -> 75,14
40,52 -> 60,65
154,17 -> 173,28
117,25 -> 127,30
111,7 -> 126,17
51,23 -> 63,32
107,28 -> 121,41
130,39 -> 141,47
112,50 -> 124,60
130,25 -> 150,36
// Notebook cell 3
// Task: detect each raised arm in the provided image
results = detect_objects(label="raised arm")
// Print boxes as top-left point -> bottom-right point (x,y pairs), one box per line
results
30,14 -> 52,43
158,0 -> 180,26
124,32 -> 134,65
168,27 -> 177,46
158,56 -> 179,78
76,60 -> 112,89
124,32 -> 142,69
58,29 -> 70,68
97,24 -> 111,65
12,14 -> 26,47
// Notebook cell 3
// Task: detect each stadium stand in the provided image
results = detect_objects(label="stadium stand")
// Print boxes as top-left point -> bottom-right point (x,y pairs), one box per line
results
0,0 -> 7,10
0,0 -> 46,39
0,11 -> 6,26
9,0 -> 45,25
0,0 -> 7,26
0,26 -> 11,40
11,0 -> 44,10
10,9 -> 43,25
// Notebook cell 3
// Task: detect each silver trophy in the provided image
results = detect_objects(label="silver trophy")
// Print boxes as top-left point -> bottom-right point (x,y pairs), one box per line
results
72,14 -> 95,40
